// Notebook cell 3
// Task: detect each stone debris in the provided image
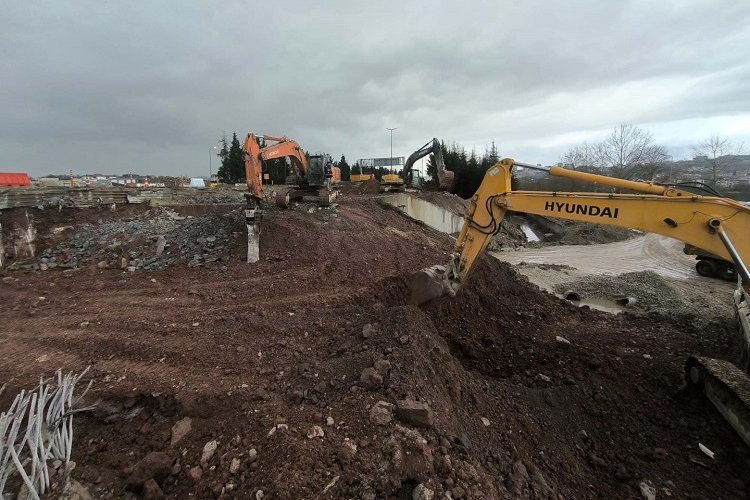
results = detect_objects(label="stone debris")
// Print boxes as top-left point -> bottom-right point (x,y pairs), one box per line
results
170,417 -> 192,446
201,440 -> 218,466
126,451 -> 173,490
307,425 -> 325,439
369,401 -> 395,425
640,481 -> 657,500
359,367 -> 383,390
412,483 -> 435,500
396,399 -> 434,429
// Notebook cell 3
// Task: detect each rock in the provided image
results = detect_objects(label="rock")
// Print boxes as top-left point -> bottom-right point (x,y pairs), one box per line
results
256,490 -> 264,499
528,464 -> 555,497
229,457 -> 241,474
97,260 -> 108,269
651,447 -> 668,461
412,483 -> 435,500
326,416 -> 334,426
248,448 -> 258,462
79,321 -> 90,328
589,452 -> 607,468
155,235 -> 167,256
615,463 -> 630,481
369,401 -> 394,425
170,417 -> 192,446
126,451 -> 173,490
40,263 -> 49,271
639,481 -> 656,500
60,479 -> 93,500
481,417 -> 491,427
338,440 -> 358,463
555,336 -> 571,344
142,478 -> 165,499
396,399 -> 434,429
451,486 -> 466,499
362,323 -> 376,338
536,373 -> 552,383
508,460 -> 530,496
359,367 -> 383,390
267,423 -> 288,437
307,425 -> 325,439
127,266 -> 136,272
373,358 -> 391,376
188,466 -> 203,483
201,440 -> 218,466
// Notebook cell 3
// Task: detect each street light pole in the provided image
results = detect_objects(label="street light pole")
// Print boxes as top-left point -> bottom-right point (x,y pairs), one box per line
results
209,145 -> 218,180
386,127 -> 397,173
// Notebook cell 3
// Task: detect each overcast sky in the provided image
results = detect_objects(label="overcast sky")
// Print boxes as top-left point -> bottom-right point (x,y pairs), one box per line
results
2,1 -> 750,177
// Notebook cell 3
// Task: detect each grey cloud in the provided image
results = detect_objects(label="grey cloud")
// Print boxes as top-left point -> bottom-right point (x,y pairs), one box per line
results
2,1 -> 749,176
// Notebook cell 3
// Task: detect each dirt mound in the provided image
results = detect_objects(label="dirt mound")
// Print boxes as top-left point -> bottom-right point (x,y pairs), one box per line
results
338,179 -> 380,195
0,197 -> 748,499
554,219 -> 636,245
414,191 -> 468,215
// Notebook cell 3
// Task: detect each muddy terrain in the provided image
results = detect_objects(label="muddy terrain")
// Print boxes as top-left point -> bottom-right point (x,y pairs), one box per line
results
1,192 -> 749,499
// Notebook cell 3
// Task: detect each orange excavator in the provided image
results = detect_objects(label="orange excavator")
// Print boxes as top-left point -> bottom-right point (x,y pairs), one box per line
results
243,133 -> 339,208
242,133 -> 340,263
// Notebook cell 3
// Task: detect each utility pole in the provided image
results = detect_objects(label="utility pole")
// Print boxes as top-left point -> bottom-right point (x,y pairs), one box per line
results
209,145 -> 218,180
386,127 -> 397,174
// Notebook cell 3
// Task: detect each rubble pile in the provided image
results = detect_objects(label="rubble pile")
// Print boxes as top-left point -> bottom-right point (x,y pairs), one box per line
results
6,206 -> 242,272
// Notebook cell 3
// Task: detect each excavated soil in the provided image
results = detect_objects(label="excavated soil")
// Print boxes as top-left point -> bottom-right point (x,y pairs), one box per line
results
1,196 -> 749,499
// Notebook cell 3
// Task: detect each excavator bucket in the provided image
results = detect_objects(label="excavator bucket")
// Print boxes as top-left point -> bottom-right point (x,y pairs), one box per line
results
409,265 -> 451,305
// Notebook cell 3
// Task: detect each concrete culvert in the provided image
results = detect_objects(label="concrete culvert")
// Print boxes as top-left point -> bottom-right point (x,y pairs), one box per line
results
564,290 -> 581,301
614,296 -> 637,307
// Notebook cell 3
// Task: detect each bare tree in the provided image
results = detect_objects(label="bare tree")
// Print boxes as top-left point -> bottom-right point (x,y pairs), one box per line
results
561,141 -> 595,171
691,135 -> 733,187
593,124 -> 670,180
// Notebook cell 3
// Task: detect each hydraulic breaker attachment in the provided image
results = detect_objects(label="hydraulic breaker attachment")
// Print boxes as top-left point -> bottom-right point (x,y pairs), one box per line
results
244,193 -> 262,264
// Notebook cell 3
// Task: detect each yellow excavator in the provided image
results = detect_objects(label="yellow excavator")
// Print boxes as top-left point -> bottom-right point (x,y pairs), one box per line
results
380,138 -> 455,192
412,158 -> 750,446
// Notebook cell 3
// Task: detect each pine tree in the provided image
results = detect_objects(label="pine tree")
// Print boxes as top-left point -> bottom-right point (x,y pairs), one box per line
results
216,134 -> 231,183
217,132 -> 247,184
338,155 -> 351,181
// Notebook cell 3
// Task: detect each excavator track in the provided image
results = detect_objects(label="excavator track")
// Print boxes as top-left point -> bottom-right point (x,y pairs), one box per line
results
685,356 -> 750,447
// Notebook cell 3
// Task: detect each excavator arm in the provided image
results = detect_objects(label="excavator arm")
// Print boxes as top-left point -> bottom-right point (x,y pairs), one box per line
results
412,157 -> 750,447
402,138 -> 454,190
244,134 -> 310,197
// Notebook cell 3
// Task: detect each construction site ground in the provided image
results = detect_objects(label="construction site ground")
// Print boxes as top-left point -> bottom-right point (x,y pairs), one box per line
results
1,188 -> 749,499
